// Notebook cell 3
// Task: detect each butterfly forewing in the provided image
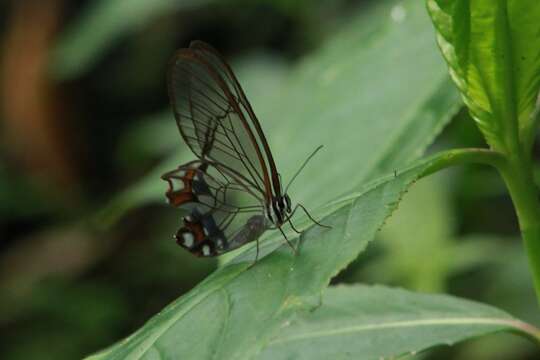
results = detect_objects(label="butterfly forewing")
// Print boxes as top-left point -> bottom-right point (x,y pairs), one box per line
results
188,41 -> 282,198
168,46 -> 272,200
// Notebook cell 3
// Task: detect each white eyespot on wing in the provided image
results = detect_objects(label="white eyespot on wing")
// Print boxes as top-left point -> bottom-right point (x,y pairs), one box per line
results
202,245 -> 211,256
184,215 -> 193,222
169,177 -> 184,192
182,232 -> 195,248
216,238 -> 224,250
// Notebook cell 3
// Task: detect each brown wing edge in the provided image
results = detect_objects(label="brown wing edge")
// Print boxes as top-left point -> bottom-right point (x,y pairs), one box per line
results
166,45 -> 275,205
189,40 -> 282,199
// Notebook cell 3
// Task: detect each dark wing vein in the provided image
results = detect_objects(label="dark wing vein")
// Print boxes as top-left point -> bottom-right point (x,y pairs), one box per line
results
179,121 -> 264,184
167,42 -> 276,203
188,41 -> 282,199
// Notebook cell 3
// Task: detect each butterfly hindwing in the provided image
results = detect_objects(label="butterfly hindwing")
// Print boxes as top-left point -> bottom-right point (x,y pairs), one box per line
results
162,161 -> 269,256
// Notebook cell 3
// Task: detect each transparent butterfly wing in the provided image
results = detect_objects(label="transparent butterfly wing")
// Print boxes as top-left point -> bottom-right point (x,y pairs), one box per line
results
167,43 -> 277,202
188,40 -> 283,198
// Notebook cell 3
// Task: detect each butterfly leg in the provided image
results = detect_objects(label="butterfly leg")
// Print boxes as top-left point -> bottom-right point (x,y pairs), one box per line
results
287,217 -> 303,234
247,239 -> 260,269
278,226 -> 297,255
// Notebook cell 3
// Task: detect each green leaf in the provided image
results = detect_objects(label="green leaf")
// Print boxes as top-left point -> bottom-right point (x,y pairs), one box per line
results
87,148 -> 508,359
87,152 -> 457,360
90,148 -> 507,358
50,0 -> 212,80
427,0 -> 540,153
100,0 -> 460,224
88,0 -> 465,355
259,284 -> 540,359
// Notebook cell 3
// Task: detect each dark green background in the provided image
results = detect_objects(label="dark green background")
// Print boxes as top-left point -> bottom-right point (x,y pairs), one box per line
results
0,0 -> 537,359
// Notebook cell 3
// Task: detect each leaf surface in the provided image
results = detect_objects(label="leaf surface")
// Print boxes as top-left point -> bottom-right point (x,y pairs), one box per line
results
427,0 -> 540,152
260,284 -> 539,360
88,152 -> 492,360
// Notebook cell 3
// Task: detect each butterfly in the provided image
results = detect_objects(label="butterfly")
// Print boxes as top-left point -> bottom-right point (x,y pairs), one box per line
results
161,41 -> 325,258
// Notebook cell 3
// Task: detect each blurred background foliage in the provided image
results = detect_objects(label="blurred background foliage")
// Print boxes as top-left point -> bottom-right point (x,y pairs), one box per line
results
0,0 -> 538,359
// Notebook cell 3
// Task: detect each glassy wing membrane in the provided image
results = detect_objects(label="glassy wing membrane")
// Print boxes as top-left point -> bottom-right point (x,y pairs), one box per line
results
167,42 -> 277,202
189,40 -> 282,198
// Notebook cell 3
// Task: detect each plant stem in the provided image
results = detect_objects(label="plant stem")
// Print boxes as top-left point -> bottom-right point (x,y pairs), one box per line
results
419,148 -> 540,304
499,154 -> 540,305
419,148 -> 506,178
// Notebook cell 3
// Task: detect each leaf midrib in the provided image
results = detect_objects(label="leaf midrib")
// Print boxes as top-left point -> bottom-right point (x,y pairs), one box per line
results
267,317 -> 530,345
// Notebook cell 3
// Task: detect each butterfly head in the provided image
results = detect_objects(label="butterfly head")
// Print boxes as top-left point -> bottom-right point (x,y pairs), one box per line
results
270,194 -> 292,225
283,194 -> 292,214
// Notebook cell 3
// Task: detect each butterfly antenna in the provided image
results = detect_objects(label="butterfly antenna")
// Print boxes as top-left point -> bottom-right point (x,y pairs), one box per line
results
278,173 -> 284,195
285,145 -> 324,194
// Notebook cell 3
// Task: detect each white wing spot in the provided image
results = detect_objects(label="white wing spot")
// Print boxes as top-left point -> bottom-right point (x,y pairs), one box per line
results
216,238 -> 224,249
202,245 -> 211,256
171,178 -> 184,191
182,232 -> 194,248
